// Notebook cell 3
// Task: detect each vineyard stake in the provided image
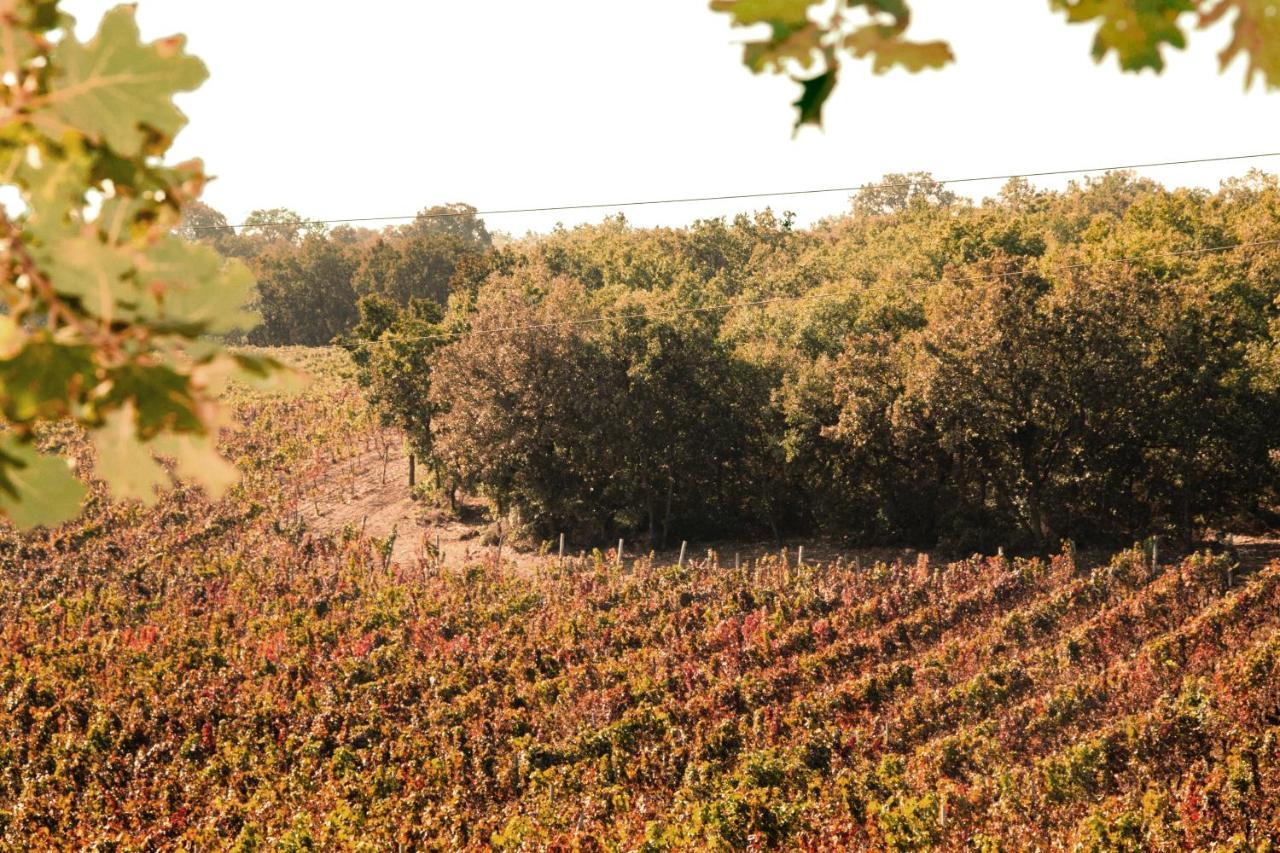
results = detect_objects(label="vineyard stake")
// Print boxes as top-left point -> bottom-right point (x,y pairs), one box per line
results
1151,535 -> 1159,568
617,539 -> 624,567
558,532 -> 565,565
678,540 -> 687,568
797,546 -> 804,566
409,453 -> 415,488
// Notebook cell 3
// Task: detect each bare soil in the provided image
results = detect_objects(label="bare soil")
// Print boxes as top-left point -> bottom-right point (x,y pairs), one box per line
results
298,439 -> 541,571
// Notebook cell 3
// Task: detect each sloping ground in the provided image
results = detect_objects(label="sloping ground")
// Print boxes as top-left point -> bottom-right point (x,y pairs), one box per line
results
3,505 -> 1278,848
3,347 -> 1277,848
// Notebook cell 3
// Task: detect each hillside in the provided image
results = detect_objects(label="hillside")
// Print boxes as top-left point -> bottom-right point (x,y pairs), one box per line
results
1,350 -> 1277,850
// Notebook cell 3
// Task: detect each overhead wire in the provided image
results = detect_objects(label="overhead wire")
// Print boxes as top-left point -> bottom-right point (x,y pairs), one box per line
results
195,150 -> 1280,232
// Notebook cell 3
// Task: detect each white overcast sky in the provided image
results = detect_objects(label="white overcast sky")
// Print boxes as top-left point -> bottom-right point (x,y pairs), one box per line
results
65,1 -> 1280,236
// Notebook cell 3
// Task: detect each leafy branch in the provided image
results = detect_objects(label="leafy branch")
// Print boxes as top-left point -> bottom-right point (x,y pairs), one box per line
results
0,2 -> 286,529
712,0 -> 1280,129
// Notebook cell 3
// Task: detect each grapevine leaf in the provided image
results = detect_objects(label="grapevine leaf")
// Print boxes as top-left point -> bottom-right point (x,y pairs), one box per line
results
0,315 -> 24,359
39,234 -> 135,319
3,140 -> 93,247
38,6 -> 207,156
710,0 -> 821,26
90,401 -> 167,503
743,22 -> 822,73
228,352 -> 307,394
0,0 -> 65,68
0,435 -> 86,530
101,363 -> 204,436
714,0 -> 827,76
151,432 -> 238,498
139,237 -> 258,333
792,68 -> 838,129
0,337 -> 96,422
1051,0 -> 1195,71
845,26 -> 953,72
1203,0 -> 1280,88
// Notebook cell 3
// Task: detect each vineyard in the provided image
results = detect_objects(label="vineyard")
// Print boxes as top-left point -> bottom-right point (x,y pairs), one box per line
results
0,349 -> 1277,850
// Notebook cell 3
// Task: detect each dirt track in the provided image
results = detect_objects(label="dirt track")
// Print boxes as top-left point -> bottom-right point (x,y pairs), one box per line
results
298,437 -> 543,571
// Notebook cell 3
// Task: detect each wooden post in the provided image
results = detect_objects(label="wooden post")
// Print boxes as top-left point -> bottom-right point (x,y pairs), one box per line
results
797,546 -> 804,566
408,453 -> 416,488
617,539 -> 624,567
558,532 -> 565,565
734,553 -> 740,572
678,540 -> 687,568
1151,535 -> 1159,569
997,546 -> 1004,558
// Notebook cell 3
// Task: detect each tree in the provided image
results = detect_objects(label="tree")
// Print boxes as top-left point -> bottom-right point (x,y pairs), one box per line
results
712,0 -> 1280,128
353,231 -> 479,307
251,236 -> 359,345
850,172 -> 960,218
178,200 -> 234,246
403,203 -> 492,248
0,2 -> 283,529
241,207 -> 325,245
429,273 -> 618,534
827,254 -> 1279,547
429,266 -> 770,542
340,292 -> 445,461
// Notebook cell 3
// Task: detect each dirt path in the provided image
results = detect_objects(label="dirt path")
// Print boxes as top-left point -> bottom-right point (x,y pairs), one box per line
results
298,436 -> 544,571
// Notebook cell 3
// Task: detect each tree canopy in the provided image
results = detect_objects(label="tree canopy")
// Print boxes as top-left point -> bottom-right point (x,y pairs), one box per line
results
342,171 -> 1280,549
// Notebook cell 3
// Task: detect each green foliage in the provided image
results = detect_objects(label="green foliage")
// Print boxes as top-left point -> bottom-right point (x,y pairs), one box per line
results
0,1 -> 285,528
429,267 -> 771,542
339,293 -> 445,459
0,432 -> 85,527
418,175 -> 1280,547
713,0 -> 1280,127
251,235 -> 359,346
185,201 -> 495,348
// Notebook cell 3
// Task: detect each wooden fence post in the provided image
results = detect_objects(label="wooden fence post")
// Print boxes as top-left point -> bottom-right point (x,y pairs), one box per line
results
617,539 -> 624,567
408,453 -> 415,488
678,540 -> 687,568
797,546 -> 804,566
558,532 -> 565,565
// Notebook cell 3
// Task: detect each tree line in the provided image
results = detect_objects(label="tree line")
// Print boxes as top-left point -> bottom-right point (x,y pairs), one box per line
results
180,201 -> 496,346
191,172 -> 1280,550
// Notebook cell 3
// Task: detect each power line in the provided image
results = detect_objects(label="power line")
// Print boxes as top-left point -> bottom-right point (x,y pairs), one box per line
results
360,235 -> 1280,344
198,151 -> 1280,232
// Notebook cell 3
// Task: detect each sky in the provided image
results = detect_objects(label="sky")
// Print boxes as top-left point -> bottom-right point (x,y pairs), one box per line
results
64,0 -> 1280,237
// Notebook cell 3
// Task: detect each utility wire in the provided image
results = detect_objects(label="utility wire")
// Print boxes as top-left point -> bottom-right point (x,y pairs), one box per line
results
198,151 -> 1280,232
359,235 -> 1280,345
